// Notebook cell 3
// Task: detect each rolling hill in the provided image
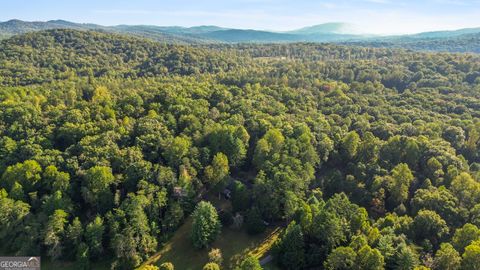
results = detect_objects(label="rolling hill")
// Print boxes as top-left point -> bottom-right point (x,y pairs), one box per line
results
0,19 -> 214,44
0,29 -> 244,85
0,19 -> 479,52
0,20 -> 369,43
2,25 -> 480,270
348,32 -> 480,53
287,22 -> 363,35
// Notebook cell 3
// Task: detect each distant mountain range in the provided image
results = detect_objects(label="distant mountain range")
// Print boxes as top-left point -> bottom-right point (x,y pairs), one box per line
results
1,19 -> 479,52
0,19 -> 370,43
286,22 -> 364,35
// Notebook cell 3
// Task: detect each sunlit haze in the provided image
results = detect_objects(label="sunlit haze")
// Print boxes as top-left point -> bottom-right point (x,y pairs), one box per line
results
2,0 -> 480,34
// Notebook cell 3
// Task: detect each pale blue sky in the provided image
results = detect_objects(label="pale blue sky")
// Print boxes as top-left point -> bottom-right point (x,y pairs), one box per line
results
1,0 -> 480,34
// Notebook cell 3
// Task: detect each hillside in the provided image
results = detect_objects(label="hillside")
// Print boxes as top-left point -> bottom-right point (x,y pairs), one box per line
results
0,19 -> 213,44
0,19 -> 364,44
409,27 -> 480,39
0,29 -> 243,85
202,29 -> 300,43
287,22 -> 362,35
2,29 -> 480,270
2,19 -> 480,52
349,32 -> 480,53
0,19 -> 94,35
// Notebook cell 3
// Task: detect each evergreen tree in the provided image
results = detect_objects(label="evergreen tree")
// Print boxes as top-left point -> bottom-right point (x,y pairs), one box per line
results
191,201 -> 221,249
275,221 -> 305,270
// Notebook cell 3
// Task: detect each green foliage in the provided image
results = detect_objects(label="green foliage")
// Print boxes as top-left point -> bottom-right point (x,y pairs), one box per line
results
82,166 -> 115,213
379,136 -> 420,169
76,242 -> 90,270
324,246 -> 356,270
159,262 -> 174,270
340,131 -> 361,160
208,248 -> 223,266
388,163 -> 414,207
434,243 -> 461,270
43,165 -> 70,192
294,201 -> 313,232
203,262 -> 220,270
1,29 -> 480,269
239,255 -> 262,270
65,217 -> 83,259
253,129 -> 285,169
44,209 -> 69,260
0,189 -> 30,248
231,180 -> 250,213
312,208 -> 345,252
356,245 -> 384,270
85,216 -> 105,259
144,265 -> 159,270
204,152 -> 229,187
411,186 -> 459,226
163,136 -> 191,167
324,243 -> 385,270
207,125 -> 249,167
109,194 -> 158,268
1,160 -> 42,192
191,201 -> 221,249
393,244 -> 420,270
411,209 -> 449,245
219,211 -> 234,227
245,207 -> 266,235
450,172 -> 480,209
452,223 -> 480,253
275,221 -> 305,270
443,126 -> 466,149
461,241 -> 480,270
2,20 -> 480,53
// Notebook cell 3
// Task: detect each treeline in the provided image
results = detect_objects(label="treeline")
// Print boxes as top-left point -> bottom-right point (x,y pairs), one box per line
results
0,29 -> 244,86
347,33 -> 480,54
1,29 -> 480,269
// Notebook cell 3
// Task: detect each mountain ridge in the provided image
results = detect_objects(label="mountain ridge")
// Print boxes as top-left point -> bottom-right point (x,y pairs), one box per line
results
287,22 -> 364,35
0,19 -> 479,51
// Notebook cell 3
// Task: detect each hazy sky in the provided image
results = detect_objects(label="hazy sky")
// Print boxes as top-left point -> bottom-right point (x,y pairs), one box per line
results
2,0 -> 480,34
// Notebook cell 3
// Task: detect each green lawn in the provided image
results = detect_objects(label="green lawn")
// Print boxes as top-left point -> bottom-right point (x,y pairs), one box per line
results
140,218 -> 280,270
39,195 -> 282,270
139,196 -> 282,270
5,195 -> 281,270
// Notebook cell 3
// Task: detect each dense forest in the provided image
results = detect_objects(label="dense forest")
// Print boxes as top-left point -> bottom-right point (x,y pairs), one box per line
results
348,33 -> 480,54
2,20 -> 480,54
1,29 -> 480,270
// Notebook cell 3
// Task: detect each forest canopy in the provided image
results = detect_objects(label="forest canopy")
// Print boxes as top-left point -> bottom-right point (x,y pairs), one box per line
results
1,29 -> 480,269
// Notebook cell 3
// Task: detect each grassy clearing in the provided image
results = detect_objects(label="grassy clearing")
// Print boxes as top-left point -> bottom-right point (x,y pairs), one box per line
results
27,194 -> 281,270
139,218 -> 281,270
139,195 -> 282,270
